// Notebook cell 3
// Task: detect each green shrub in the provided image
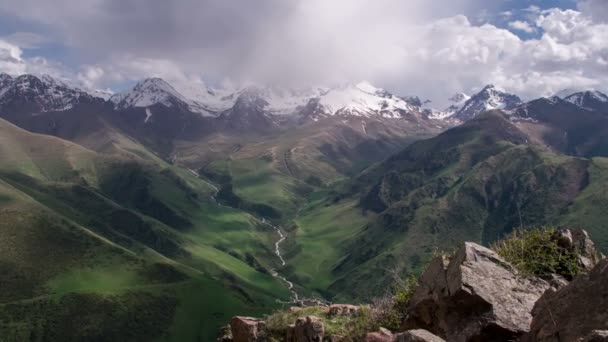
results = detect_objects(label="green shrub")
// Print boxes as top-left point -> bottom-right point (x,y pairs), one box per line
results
492,227 -> 584,280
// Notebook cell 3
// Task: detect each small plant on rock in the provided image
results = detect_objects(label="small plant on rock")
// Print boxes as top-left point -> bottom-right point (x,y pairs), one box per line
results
491,227 -> 584,280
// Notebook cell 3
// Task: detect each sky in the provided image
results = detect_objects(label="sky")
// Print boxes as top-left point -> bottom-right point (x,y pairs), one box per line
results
0,0 -> 606,106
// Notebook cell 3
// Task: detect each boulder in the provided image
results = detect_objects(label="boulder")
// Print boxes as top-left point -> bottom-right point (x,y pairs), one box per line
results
552,228 -> 604,272
230,316 -> 266,342
289,316 -> 324,342
364,327 -> 393,342
394,329 -> 446,342
525,259 -> 608,342
403,242 -> 551,342
328,304 -> 360,317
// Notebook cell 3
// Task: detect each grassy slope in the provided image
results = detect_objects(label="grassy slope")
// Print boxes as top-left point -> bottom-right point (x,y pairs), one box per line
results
286,113 -> 604,302
0,118 -> 289,341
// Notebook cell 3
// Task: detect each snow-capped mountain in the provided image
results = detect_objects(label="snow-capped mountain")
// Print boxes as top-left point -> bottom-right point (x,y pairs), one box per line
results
312,81 -> 418,119
564,91 -> 608,112
0,73 -> 102,113
110,78 -> 423,121
427,92 -> 471,120
451,85 -> 522,121
110,78 -> 214,115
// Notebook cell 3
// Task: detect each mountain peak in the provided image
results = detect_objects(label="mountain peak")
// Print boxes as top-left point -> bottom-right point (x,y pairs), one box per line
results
565,90 -> 608,111
0,73 -> 100,113
110,77 -> 192,110
452,85 -> 522,121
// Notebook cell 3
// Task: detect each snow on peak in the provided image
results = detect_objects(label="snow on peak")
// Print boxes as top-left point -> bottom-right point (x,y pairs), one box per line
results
449,93 -> 470,104
0,73 -> 100,112
111,78 -> 188,108
452,85 -> 522,121
564,90 -> 608,110
314,82 -> 416,118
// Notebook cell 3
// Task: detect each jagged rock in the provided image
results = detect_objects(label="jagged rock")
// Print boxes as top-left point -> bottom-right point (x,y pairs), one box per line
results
289,316 -> 324,342
328,304 -> 360,317
230,316 -> 266,342
217,324 -> 233,342
394,329 -> 446,342
583,331 -> 608,342
525,259 -> 608,342
364,327 -> 393,342
403,242 -> 551,342
552,228 -> 604,272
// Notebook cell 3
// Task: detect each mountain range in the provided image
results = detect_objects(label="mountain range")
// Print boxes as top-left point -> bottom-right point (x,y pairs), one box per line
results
1,72 -> 608,340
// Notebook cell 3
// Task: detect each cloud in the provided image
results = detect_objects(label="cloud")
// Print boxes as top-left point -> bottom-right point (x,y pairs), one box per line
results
578,0 -> 608,23
0,1 -> 606,105
0,0 -> 482,88
1,32 -> 50,49
0,40 -> 26,75
508,20 -> 536,33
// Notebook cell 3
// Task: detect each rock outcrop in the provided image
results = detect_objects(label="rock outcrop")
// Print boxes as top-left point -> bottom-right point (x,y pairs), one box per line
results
403,242 -> 552,341
288,316 -> 324,342
394,329 -> 446,342
329,304 -> 360,317
552,228 -> 605,273
364,327 -> 394,342
525,259 -> 608,342
231,316 -> 266,342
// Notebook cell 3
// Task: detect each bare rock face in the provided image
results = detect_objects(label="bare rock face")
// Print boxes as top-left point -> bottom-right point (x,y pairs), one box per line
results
394,329 -> 446,342
403,242 -> 551,342
288,316 -> 324,342
525,259 -> 608,342
328,304 -> 360,317
364,327 -> 394,342
230,316 -> 266,342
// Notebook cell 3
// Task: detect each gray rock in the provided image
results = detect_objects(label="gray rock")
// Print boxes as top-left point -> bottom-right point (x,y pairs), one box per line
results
364,327 -> 393,342
403,242 -> 551,342
328,304 -> 360,317
394,329 -> 446,342
289,316 -> 324,342
553,228 -> 604,272
230,316 -> 266,342
525,259 -> 608,342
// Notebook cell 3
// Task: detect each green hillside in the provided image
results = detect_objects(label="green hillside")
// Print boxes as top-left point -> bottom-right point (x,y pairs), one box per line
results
0,118 -> 290,341
285,112 -> 608,301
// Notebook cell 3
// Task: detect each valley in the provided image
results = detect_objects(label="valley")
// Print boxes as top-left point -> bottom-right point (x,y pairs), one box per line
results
0,73 -> 608,340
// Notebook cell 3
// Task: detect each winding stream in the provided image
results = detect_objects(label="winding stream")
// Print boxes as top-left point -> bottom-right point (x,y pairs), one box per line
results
262,219 -> 300,303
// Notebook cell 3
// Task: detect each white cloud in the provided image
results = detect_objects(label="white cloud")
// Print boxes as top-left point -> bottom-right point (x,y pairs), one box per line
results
0,2 -> 606,105
508,20 -> 536,33
578,0 -> 608,23
0,40 -> 26,75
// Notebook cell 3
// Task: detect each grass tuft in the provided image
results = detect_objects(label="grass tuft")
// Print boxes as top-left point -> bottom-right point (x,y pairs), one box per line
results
491,227 -> 584,280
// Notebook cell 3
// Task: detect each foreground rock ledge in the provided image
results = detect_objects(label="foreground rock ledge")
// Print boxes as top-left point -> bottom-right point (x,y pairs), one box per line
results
403,242 -> 552,342
524,258 -> 608,342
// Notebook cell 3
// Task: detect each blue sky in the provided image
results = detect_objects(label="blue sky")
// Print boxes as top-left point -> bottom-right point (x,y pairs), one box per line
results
0,0 -> 606,103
